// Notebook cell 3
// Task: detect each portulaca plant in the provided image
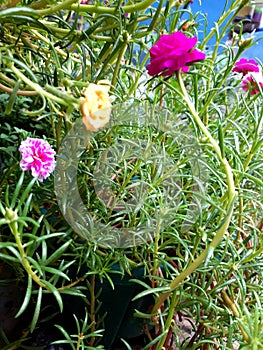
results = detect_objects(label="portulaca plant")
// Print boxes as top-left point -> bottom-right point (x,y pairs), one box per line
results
0,0 -> 263,349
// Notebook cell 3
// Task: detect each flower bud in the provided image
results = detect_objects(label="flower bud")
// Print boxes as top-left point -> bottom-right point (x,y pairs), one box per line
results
238,36 -> 254,51
5,208 -> 18,222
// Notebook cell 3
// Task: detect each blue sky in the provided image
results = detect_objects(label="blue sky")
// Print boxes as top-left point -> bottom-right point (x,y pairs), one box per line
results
188,0 -> 263,61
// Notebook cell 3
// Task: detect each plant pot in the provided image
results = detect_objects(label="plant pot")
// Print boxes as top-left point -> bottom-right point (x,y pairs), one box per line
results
95,264 -> 154,349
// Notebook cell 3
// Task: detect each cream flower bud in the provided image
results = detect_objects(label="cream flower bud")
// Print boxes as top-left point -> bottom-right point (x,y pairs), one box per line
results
80,83 -> 112,132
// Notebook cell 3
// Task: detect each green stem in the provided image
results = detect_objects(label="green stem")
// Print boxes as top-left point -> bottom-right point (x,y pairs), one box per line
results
111,39 -> 129,87
6,208 -> 47,289
177,71 -> 223,163
152,71 -> 236,315
155,291 -> 179,350
30,29 -> 80,61
11,64 -> 78,107
221,289 -> 248,341
70,0 -> 156,14
236,192 -> 243,243
36,0 -> 156,16
76,334 -> 82,350
148,0 -> 164,31
36,0 -> 79,16
153,219 -> 161,277
37,22 -> 81,39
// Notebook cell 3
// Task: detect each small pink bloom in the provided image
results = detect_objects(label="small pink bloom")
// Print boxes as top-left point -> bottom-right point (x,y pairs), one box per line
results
232,58 -> 260,76
241,72 -> 263,95
146,31 -> 206,76
19,137 -> 56,181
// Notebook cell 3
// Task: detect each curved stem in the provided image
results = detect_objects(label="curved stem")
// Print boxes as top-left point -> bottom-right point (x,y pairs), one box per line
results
0,82 -> 38,96
152,71 -> 236,314
36,0 -> 79,16
155,291 -> 179,350
10,64 -> 79,108
221,289 -> 248,341
35,0 -> 156,16
177,72 -> 223,163
70,0 -> 156,15
177,71 -> 236,196
6,208 -> 47,289
148,0 -> 164,31
11,65 -> 66,105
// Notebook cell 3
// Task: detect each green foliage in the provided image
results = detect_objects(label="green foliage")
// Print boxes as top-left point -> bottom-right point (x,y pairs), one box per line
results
0,0 -> 263,349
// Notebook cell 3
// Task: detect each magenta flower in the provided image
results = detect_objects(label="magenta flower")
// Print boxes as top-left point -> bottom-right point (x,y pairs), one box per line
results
232,58 -> 260,76
146,31 -> 206,76
19,137 -> 56,181
241,72 -> 263,95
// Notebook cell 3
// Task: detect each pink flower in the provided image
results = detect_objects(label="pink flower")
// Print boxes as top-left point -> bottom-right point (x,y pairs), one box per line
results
146,31 -> 206,76
232,58 -> 260,76
241,72 -> 263,95
19,137 -> 56,181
